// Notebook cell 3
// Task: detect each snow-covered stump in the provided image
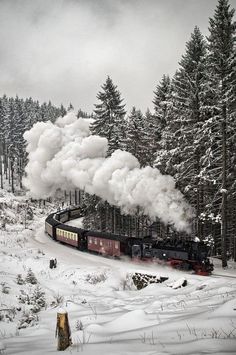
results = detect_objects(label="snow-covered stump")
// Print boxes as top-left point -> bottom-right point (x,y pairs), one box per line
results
55,310 -> 72,351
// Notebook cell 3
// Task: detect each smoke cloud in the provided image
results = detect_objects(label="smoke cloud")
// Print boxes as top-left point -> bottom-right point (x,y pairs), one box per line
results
23,112 -> 194,231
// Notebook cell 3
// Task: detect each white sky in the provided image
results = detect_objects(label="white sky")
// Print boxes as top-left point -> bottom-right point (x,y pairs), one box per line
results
0,0 -> 235,113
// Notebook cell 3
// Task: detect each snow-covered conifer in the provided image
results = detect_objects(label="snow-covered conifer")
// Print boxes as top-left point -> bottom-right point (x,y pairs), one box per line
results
90,76 -> 126,155
125,107 -> 148,167
200,0 -> 236,264
25,268 -> 38,285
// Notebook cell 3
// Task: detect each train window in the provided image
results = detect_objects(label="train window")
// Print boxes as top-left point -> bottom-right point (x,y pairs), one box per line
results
94,238 -> 97,245
88,238 -> 92,244
100,241 -> 103,246
115,242 -> 119,249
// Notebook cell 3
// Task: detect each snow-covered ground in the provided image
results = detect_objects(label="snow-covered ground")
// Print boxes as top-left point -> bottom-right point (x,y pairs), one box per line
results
0,190 -> 236,355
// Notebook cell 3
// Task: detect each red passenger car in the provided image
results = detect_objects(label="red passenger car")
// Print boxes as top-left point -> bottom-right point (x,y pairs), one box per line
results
86,231 -> 128,257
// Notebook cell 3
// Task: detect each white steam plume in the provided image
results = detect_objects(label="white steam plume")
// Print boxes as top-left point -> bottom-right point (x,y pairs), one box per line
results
23,111 -> 194,232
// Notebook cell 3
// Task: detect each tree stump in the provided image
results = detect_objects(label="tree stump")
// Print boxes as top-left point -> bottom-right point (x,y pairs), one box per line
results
55,311 -> 72,351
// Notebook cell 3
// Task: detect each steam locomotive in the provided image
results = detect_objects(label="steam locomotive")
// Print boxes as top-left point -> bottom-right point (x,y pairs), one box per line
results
45,207 -> 214,275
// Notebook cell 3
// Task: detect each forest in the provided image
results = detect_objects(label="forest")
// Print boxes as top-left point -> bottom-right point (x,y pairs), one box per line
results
0,0 -> 235,268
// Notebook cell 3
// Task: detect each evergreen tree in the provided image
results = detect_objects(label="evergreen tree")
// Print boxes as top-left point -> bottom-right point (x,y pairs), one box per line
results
60,104 -> 67,117
151,75 -> 173,166
16,274 -> 25,285
25,268 -> 38,285
24,97 -> 38,130
90,76 -> 126,155
152,75 -> 178,176
31,285 -> 46,311
153,74 -> 172,136
77,108 -> 90,118
67,102 -> 74,112
0,95 -> 10,158
171,26 -> 207,239
201,0 -> 236,266
125,107 -> 148,167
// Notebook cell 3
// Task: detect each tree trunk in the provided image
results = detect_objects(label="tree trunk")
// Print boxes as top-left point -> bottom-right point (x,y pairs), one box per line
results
11,160 -> 14,193
74,190 -> 77,205
69,191 -> 72,206
55,312 -> 72,351
0,155 -> 3,189
221,114 -> 227,268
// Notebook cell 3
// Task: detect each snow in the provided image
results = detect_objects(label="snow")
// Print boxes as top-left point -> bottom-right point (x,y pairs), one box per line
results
65,217 -> 84,228
0,190 -> 236,355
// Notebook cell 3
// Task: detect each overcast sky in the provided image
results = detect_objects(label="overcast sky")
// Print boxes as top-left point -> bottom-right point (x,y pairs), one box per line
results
0,0 -> 235,113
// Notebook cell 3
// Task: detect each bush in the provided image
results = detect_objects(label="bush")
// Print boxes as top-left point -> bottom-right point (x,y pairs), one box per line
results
1,283 -> 10,294
18,290 -> 30,304
16,274 -> 25,285
75,320 -> 84,331
18,311 -> 39,329
18,285 -> 46,313
50,293 -> 64,308
31,286 -> 46,312
85,272 -> 107,284
25,268 -> 37,285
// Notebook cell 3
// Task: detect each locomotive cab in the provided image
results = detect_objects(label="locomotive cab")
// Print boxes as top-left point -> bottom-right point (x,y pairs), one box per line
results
131,244 -> 142,258
131,243 -> 153,259
142,243 -> 153,258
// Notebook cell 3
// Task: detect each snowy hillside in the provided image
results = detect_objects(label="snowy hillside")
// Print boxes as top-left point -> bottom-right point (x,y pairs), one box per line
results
0,189 -> 236,355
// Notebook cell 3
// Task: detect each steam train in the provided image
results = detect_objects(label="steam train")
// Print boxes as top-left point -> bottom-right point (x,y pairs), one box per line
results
45,207 -> 214,275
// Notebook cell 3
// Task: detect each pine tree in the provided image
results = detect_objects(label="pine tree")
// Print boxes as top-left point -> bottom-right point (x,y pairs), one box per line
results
171,26 -> 207,239
90,76 -> 126,155
25,268 -> 38,285
0,95 -> 10,153
67,103 -> 74,112
77,108 -> 90,118
125,107 -> 148,167
60,104 -> 67,117
153,74 -> 172,135
201,0 -> 236,266
151,75 -> 176,174
16,274 -> 25,285
151,75 -> 173,163
31,285 -> 46,311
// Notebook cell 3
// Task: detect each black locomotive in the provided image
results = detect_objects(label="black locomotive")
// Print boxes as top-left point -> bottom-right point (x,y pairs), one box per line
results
45,207 -> 214,275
